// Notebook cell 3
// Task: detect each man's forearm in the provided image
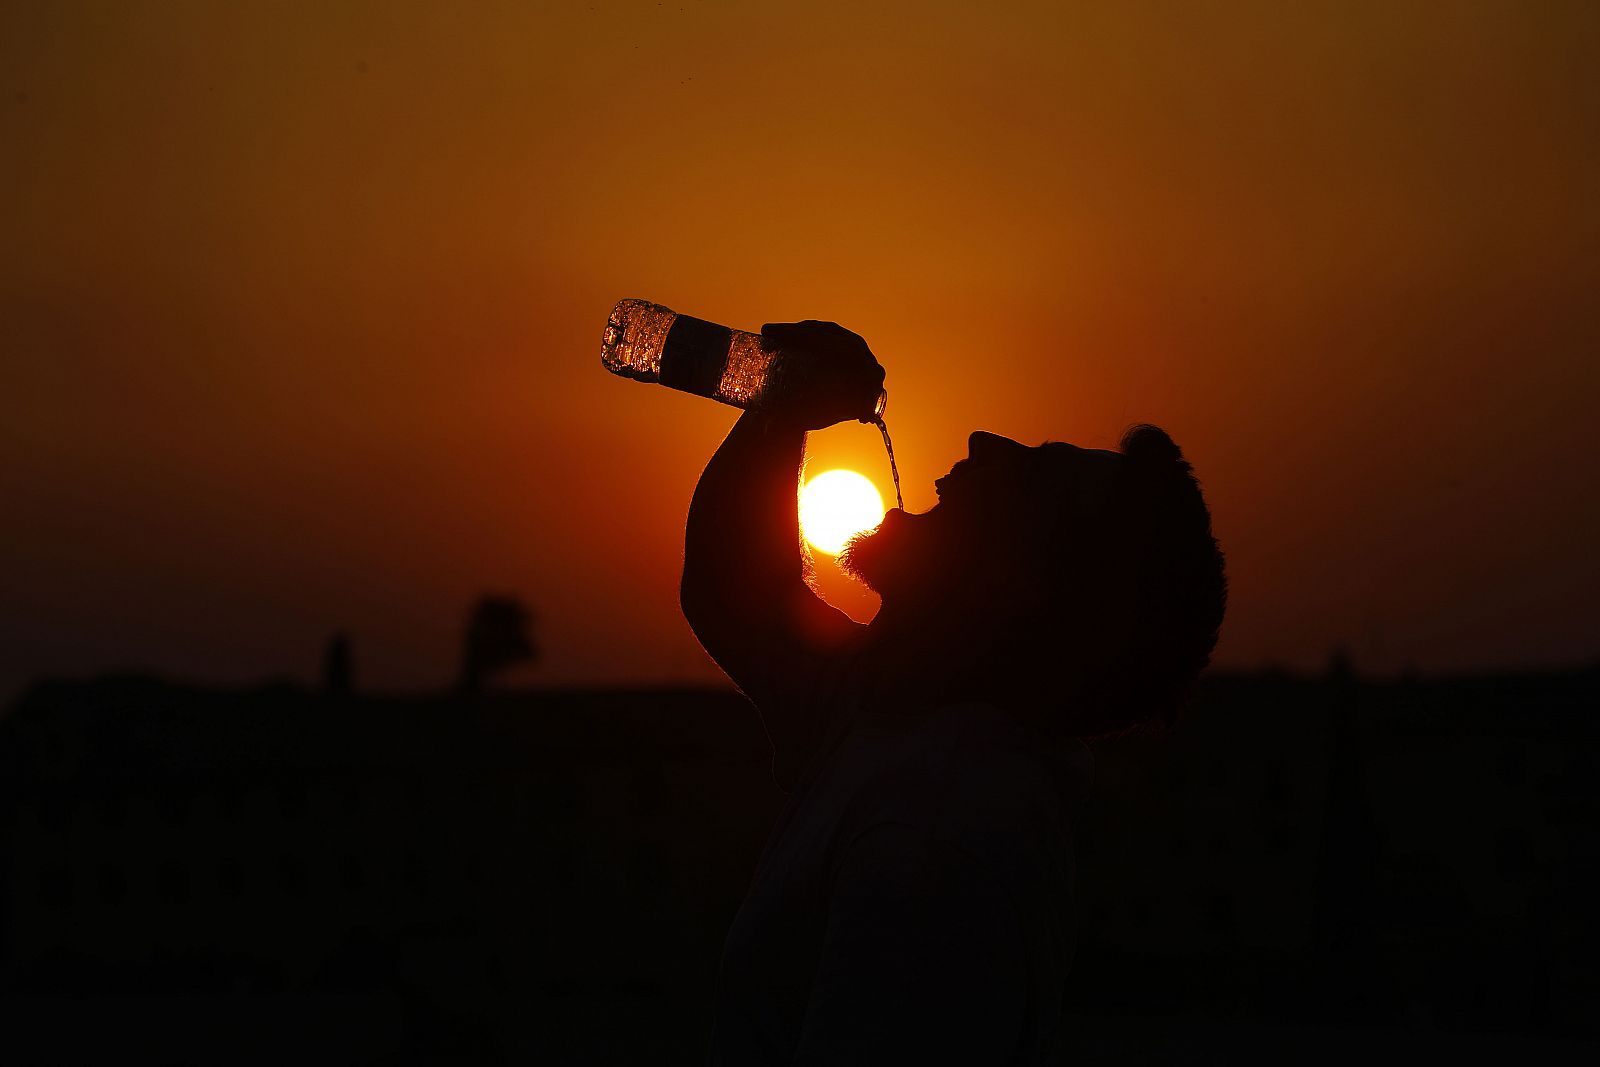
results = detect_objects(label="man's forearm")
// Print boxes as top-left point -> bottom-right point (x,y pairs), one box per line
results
678,331 -> 876,782
681,409 -> 809,629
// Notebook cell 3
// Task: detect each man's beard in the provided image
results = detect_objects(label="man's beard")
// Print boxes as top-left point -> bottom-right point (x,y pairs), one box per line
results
836,523 -> 891,593
838,509 -> 937,599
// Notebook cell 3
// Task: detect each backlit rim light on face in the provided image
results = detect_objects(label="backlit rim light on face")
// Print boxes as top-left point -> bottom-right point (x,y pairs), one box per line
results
799,469 -> 887,556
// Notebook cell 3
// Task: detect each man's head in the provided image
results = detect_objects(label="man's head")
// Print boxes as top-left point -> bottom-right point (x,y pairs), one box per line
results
840,425 -> 1226,736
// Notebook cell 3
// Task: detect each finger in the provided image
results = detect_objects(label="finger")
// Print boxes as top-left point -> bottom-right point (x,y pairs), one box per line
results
764,320 -> 876,365
767,321 -> 836,347
792,320 -> 867,348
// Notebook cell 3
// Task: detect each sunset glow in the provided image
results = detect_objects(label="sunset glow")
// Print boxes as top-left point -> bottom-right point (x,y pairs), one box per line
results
2,2 -> 1595,695
800,470 -> 886,557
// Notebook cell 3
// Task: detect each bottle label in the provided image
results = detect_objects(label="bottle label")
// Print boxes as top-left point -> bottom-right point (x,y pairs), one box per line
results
660,315 -> 733,399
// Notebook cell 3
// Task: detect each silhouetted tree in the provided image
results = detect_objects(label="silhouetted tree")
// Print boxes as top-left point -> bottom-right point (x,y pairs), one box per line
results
457,596 -> 536,693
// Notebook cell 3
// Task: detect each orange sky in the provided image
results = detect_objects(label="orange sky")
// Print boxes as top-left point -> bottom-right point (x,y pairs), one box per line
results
3,1 -> 1597,699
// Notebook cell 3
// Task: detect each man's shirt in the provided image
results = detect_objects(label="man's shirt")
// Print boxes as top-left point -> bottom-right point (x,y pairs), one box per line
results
708,697 -> 1082,1065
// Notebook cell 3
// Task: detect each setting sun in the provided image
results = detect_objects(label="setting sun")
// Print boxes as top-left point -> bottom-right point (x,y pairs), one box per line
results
800,470 -> 887,557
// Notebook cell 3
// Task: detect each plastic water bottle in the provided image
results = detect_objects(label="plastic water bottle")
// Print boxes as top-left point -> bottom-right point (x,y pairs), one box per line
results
600,298 -> 888,419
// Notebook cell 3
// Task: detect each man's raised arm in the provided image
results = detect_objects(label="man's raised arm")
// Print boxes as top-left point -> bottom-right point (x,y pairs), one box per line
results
680,321 -> 884,783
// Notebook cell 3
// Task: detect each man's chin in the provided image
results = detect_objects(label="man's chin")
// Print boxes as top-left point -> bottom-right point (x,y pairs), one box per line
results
838,510 -> 906,594
838,531 -> 889,588
835,532 -> 880,591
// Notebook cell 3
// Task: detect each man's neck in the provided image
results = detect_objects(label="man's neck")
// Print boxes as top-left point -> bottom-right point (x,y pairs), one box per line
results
861,600 -> 989,707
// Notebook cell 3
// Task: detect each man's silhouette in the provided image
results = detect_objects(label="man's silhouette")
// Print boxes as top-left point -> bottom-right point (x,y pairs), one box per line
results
682,321 -> 1225,1065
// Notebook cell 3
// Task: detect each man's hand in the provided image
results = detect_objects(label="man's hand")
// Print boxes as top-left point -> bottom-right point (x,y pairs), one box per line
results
760,321 -> 886,431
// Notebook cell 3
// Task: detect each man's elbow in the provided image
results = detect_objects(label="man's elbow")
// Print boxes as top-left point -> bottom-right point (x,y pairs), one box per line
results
678,576 -> 705,629
681,570 -> 780,659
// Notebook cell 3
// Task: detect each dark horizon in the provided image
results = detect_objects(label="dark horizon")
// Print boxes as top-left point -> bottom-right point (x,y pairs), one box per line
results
9,643 -> 1599,714
4,663 -> 1594,1062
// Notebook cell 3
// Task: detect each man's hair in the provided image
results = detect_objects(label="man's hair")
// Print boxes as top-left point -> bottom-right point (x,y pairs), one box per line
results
1108,424 -> 1227,731
1019,425 -> 1226,738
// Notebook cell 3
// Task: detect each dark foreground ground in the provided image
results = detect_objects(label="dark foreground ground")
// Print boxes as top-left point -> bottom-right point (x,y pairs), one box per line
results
1,666 -> 1596,1064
